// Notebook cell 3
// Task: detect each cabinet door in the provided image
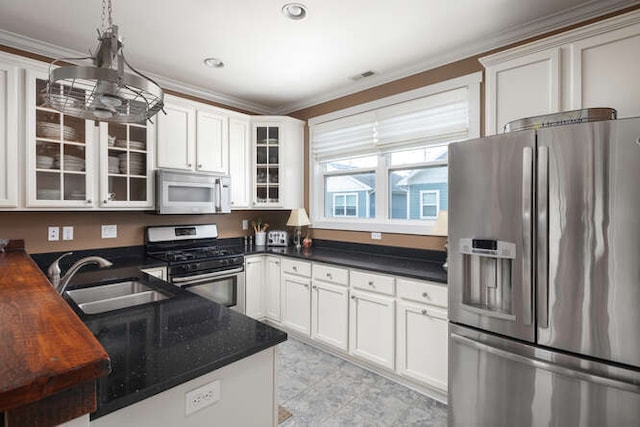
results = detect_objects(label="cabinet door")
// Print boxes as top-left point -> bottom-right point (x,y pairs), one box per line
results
396,301 -> 448,391
570,22 -> 640,118
349,290 -> 395,370
157,99 -> 195,171
265,256 -> 281,322
196,109 -> 228,173
483,48 -> 560,135
282,273 -> 311,335
245,257 -> 265,320
99,121 -> 154,208
228,116 -> 250,208
252,123 -> 281,208
0,59 -> 18,207
26,70 -> 95,208
312,280 -> 349,351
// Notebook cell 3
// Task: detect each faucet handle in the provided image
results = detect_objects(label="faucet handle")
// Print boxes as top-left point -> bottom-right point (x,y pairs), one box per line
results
48,252 -> 73,282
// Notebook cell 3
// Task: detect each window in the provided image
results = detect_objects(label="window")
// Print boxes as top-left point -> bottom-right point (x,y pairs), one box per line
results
333,193 -> 359,217
309,72 -> 481,235
420,190 -> 440,219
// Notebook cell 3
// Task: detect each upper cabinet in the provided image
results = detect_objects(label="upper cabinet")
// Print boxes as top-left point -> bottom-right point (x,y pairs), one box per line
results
228,115 -> 251,209
25,70 -> 95,208
482,10 -> 640,135
157,95 -> 229,174
0,58 -> 18,208
99,121 -> 155,208
251,116 -> 304,209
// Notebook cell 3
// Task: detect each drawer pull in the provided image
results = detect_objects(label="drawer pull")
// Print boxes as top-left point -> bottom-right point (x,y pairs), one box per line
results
326,273 -> 332,279
303,283 -> 309,289
368,281 -> 374,286
421,309 -> 429,316
312,285 -> 317,289
422,292 -> 430,299
293,266 -> 298,271
351,295 -> 356,300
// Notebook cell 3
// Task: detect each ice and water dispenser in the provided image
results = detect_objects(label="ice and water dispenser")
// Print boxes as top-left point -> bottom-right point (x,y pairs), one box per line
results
459,238 -> 516,319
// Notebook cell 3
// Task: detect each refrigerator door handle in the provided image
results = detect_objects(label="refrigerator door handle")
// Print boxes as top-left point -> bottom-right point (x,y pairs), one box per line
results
521,147 -> 533,326
537,146 -> 549,329
450,332 -> 640,393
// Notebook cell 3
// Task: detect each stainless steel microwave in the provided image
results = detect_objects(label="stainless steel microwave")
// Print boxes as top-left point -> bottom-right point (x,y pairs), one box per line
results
155,169 -> 231,214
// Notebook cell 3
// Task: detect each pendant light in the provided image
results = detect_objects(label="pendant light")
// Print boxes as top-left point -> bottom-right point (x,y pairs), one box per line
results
44,0 -> 164,123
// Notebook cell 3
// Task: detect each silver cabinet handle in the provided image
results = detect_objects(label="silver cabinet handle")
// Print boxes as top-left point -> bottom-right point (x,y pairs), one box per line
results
86,199 -> 92,204
521,146 -> 534,326
303,283 -> 309,288
198,164 -> 202,168
275,261 -> 280,265
312,285 -> 317,289
351,295 -> 356,300
188,163 -> 192,168
537,145 -> 550,328
327,273 -> 332,278
103,200 -> 107,204
422,292 -> 429,299
421,309 -> 428,316
293,266 -> 298,271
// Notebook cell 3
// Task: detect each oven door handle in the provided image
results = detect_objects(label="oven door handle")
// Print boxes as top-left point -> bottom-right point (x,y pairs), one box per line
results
172,267 -> 244,285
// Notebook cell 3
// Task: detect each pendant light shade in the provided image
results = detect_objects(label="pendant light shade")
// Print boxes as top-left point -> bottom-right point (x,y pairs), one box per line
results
45,2 -> 164,123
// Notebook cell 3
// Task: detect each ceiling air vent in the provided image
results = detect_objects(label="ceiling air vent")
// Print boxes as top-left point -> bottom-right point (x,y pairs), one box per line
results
349,71 -> 375,81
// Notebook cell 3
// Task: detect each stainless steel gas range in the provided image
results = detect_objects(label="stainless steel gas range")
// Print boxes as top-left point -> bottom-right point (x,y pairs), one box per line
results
145,224 -> 245,313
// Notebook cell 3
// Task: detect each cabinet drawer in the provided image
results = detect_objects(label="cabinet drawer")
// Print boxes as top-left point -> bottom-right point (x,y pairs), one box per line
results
312,263 -> 349,286
282,258 -> 311,277
397,278 -> 448,308
350,270 -> 395,296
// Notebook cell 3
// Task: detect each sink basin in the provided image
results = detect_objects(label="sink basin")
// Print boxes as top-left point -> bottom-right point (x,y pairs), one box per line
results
66,280 -> 169,314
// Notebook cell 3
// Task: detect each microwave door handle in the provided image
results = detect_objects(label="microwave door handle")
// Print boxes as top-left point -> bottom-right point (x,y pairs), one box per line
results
172,267 -> 244,284
215,178 -> 222,213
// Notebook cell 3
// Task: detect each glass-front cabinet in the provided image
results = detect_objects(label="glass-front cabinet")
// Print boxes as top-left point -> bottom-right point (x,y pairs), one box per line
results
99,121 -> 154,208
26,71 -> 95,208
253,123 -> 281,207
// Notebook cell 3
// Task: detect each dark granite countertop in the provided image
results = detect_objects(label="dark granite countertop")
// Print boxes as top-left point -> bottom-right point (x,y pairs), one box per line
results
63,266 -> 287,419
243,240 -> 448,284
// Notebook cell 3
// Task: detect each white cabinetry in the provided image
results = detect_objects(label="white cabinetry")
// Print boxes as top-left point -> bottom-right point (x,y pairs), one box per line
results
228,115 -> 251,209
0,57 -> 18,207
349,288 -> 395,370
157,95 -> 229,174
245,256 -> 265,320
251,117 -> 304,209
482,11 -> 640,135
311,263 -> 349,351
265,255 -> 282,322
281,259 -> 312,335
396,278 -> 448,392
25,69 -> 95,208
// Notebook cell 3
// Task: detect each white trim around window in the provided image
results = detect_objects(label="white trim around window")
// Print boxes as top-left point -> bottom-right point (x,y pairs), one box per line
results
309,72 -> 482,235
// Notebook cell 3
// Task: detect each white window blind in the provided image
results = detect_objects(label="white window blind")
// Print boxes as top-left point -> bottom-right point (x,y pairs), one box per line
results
312,87 -> 470,161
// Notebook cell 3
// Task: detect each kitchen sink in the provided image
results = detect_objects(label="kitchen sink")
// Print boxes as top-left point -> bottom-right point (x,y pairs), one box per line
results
66,280 -> 170,314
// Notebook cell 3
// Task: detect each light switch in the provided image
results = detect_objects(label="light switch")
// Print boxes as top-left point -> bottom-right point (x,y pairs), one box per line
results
62,226 -> 74,241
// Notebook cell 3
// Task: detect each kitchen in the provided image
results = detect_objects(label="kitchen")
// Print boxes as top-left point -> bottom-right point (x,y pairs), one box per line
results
0,2 -> 640,426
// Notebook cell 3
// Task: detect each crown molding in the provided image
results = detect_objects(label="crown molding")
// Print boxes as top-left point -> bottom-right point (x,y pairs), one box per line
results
0,29 -> 275,115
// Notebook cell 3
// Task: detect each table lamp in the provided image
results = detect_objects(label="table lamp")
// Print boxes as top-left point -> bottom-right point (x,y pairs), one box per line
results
287,208 -> 311,250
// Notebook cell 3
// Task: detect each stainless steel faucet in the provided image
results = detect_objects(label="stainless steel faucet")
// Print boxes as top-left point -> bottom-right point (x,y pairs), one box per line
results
47,252 -> 113,294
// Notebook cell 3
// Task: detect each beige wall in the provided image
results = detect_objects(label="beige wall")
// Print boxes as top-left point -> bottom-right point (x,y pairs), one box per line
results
0,211 -> 289,254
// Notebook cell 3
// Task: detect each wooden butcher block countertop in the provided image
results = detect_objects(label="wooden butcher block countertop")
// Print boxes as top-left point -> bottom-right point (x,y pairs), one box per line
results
0,241 -> 110,421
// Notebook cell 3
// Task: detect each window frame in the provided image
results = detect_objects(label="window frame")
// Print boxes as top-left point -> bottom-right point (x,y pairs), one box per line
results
419,189 -> 440,220
309,72 -> 481,235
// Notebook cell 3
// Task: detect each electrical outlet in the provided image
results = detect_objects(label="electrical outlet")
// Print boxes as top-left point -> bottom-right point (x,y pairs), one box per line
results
371,232 -> 382,240
185,380 -> 220,416
101,224 -> 117,239
48,226 -> 59,241
62,226 -> 74,241
242,219 -> 248,230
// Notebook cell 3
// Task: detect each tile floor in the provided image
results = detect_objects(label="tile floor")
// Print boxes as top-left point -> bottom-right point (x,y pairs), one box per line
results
277,338 -> 447,426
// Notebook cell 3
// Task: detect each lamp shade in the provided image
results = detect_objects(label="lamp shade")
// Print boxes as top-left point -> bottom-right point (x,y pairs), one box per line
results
287,208 -> 311,227
431,210 -> 448,235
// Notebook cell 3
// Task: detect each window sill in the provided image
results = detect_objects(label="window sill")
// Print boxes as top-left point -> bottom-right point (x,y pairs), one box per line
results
311,219 -> 447,236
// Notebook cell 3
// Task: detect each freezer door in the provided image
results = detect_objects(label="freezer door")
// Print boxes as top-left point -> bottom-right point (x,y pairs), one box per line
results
537,118 -> 640,368
449,323 -> 640,427
448,131 -> 536,342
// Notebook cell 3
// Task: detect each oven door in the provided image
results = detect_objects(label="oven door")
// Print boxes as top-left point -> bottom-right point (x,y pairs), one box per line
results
171,267 -> 245,313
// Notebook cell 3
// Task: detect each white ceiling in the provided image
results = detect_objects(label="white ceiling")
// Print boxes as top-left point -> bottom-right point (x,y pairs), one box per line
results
0,0 -> 638,114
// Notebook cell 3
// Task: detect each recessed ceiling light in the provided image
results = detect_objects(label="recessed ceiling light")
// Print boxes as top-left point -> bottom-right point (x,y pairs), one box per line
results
203,57 -> 224,68
282,3 -> 307,20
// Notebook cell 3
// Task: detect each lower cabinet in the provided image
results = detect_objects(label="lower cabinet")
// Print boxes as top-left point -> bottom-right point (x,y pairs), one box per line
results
311,280 -> 349,351
349,289 -> 395,370
245,256 -> 265,320
281,273 -> 311,335
396,301 -> 448,391
265,256 -> 281,322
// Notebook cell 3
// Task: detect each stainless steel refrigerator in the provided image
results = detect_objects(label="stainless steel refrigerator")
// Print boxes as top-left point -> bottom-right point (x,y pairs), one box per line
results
447,110 -> 640,427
